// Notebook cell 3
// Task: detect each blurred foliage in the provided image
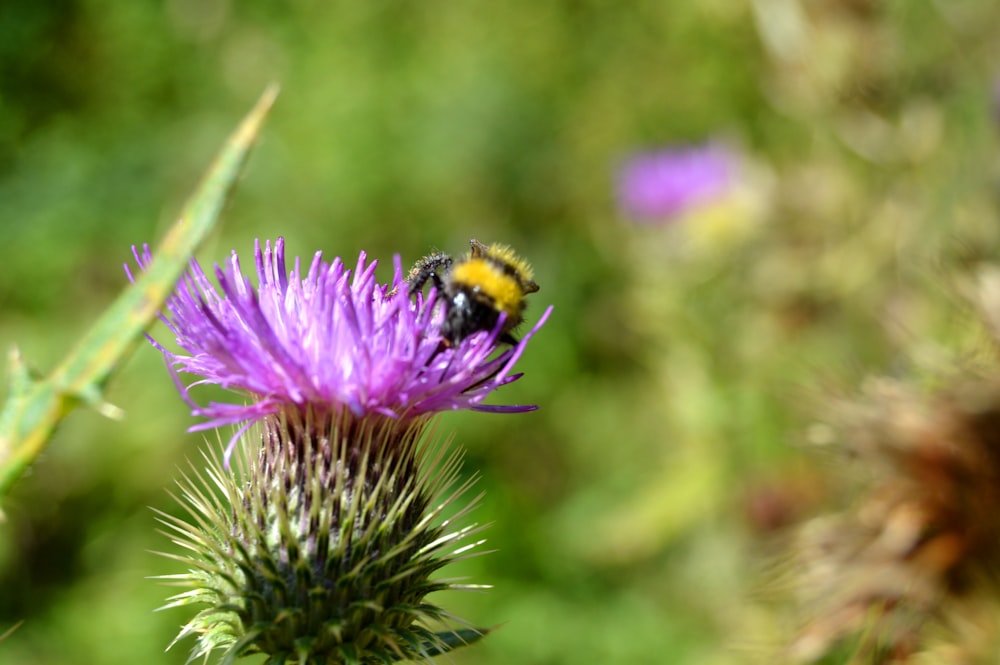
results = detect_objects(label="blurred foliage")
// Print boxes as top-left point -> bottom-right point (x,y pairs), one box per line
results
2,0 -> 1000,663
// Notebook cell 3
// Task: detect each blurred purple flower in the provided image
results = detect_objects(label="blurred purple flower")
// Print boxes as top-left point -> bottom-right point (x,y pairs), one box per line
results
128,238 -> 551,436
616,143 -> 737,223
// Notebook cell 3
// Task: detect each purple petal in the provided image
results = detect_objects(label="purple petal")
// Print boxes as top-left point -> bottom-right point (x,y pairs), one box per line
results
132,239 -> 551,432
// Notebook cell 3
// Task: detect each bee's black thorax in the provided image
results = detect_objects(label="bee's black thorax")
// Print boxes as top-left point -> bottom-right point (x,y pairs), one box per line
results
440,286 -> 504,343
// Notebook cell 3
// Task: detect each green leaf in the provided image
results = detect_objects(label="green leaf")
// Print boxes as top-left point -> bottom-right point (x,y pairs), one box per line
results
0,84 -> 279,498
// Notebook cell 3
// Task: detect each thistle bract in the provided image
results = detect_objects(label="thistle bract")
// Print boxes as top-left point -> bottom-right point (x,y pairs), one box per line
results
157,412 -> 488,664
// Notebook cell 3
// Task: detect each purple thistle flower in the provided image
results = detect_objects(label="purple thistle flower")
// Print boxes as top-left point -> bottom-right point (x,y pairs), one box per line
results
616,143 -> 738,224
139,237 -> 549,663
128,238 -> 551,439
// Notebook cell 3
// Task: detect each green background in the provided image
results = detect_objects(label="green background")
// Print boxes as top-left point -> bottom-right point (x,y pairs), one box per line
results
3,1 -> 1000,663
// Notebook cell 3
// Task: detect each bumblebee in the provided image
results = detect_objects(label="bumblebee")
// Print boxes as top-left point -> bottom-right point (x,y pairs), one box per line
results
406,239 -> 539,345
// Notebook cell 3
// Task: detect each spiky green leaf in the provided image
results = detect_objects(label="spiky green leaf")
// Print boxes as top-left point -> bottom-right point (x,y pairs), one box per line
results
0,85 -> 279,497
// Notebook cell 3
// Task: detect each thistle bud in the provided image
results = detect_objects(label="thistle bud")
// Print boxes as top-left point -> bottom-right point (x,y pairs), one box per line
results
157,412 -> 486,664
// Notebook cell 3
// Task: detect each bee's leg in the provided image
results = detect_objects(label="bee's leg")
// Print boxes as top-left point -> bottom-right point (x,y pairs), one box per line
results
388,253 -> 451,299
408,270 -> 446,295
498,332 -> 519,346
406,253 -> 453,294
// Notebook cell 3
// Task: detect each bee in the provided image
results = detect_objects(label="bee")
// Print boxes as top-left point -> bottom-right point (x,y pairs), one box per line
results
406,239 -> 540,345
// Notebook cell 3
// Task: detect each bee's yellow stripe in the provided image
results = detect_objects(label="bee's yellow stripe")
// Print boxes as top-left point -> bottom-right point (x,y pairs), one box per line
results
451,260 -> 524,317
